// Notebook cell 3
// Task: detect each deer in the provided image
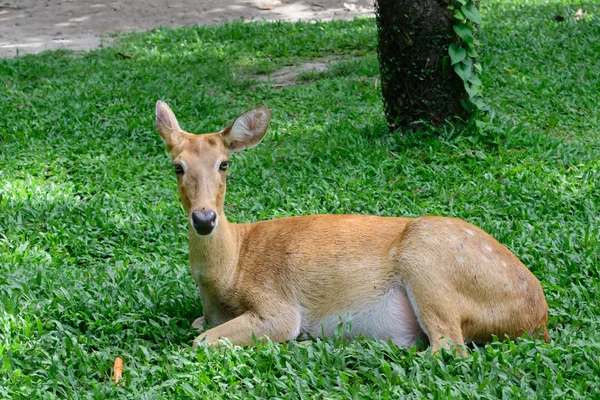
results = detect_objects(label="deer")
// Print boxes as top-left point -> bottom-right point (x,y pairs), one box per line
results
155,100 -> 550,355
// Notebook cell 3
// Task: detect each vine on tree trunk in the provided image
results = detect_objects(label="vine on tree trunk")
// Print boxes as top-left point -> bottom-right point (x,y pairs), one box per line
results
374,0 -> 467,130
448,0 -> 487,114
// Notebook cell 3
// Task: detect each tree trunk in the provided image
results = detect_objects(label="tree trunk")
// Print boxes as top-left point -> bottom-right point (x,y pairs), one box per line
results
375,0 -> 468,130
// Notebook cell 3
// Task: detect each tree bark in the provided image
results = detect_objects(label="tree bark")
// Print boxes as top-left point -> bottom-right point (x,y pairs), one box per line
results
375,0 -> 467,130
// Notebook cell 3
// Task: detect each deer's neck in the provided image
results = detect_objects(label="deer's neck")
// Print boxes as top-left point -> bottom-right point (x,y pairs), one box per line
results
188,214 -> 241,287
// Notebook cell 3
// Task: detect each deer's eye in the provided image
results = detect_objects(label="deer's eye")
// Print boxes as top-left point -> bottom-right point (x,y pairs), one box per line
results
219,161 -> 229,171
173,163 -> 184,175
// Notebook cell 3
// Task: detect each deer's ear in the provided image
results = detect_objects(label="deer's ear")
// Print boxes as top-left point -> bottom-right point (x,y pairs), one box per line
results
156,100 -> 184,151
221,106 -> 271,153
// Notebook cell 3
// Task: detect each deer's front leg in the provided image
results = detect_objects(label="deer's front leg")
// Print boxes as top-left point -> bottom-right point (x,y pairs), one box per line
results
192,309 -> 300,348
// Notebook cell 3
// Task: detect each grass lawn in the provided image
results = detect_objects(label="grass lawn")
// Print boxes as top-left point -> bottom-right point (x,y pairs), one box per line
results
1,0 -> 599,397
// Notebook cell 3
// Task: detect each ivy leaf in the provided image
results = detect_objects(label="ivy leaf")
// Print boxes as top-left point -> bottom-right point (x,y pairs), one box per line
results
454,62 -> 472,81
472,97 -> 489,111
453,24 -> 475,43
461,3 -> 482,25
448,44 -> 467,65
468,75 -> 482,85
463,56 -> 473,70
465,82 -> 480,98
466,44 -> 479,58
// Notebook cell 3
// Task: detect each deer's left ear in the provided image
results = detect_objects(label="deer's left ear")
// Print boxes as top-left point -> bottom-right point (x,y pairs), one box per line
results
221,106 -> 272,153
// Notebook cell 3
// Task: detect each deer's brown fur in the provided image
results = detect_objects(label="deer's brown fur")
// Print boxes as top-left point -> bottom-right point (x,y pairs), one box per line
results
155,101 -> 550,354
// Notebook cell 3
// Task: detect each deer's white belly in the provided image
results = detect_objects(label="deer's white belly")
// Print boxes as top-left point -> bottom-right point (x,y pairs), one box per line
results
299,286 -> 426,346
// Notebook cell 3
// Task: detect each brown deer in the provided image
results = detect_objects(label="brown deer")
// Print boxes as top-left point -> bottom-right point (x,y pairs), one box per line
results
155,100 -> 550,354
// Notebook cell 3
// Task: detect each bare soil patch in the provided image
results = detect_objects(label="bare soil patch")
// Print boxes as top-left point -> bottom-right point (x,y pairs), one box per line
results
256,60 -> 330,87
0,0 -> 374,58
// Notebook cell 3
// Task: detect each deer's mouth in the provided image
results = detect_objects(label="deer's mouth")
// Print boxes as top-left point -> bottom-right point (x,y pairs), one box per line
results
193,224 -> 216,235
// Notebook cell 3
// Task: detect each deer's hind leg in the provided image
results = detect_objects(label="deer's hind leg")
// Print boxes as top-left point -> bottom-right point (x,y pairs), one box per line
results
391,220 -> 470,355
404,284 -> 467,356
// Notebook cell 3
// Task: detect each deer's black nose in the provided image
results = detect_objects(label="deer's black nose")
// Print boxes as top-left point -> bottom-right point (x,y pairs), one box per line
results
191,210 -> 217,235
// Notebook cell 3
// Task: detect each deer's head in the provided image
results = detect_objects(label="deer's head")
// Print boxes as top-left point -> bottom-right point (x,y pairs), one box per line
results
156,100 -> 271,236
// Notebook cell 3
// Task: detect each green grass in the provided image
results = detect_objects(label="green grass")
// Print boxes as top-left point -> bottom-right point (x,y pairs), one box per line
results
1,0 -> 599,397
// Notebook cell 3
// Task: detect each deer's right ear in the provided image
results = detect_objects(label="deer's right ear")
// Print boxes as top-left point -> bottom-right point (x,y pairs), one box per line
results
156,100 -> 183,151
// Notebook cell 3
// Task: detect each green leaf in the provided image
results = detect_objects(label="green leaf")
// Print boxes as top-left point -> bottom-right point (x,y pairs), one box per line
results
454,62 -> 472,81
453,24 -> 475,43
468,74 -> 482,85
448,44 -> 467,65
471,97 -> 489,110
466,44 -> 479,58
465,82 -> 480,98
461,3 -> 482,25
454,10 -> 465,21
463,56 -> 473,70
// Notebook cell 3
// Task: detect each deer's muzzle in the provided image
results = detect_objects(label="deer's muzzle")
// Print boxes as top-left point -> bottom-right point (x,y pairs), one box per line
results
191,210 -> 218,235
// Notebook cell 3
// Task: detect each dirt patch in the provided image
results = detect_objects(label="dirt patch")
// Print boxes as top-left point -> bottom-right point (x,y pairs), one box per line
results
0,0 -> 374,58
257,60 -> 331,87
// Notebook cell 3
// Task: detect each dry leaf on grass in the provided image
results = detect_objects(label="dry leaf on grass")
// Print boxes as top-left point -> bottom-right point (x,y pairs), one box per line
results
113,357 -> 123,385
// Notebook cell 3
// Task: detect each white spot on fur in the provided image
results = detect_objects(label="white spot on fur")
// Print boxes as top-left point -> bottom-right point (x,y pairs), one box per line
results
300,286 -> 426,346
520,281 -> 528,291
502,261 -> 508,269
445,219 -> 453,225
465,228 -> 475,236
484,244 -> 492,252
